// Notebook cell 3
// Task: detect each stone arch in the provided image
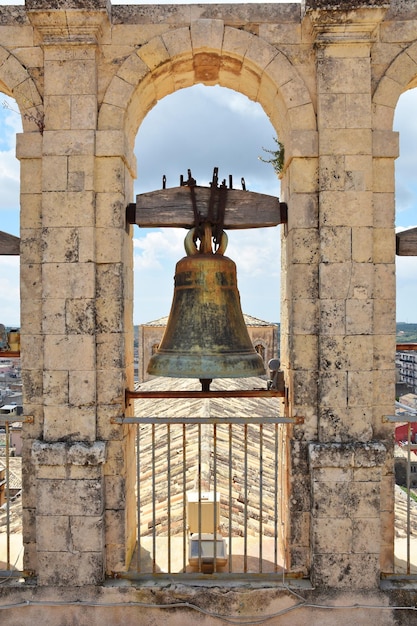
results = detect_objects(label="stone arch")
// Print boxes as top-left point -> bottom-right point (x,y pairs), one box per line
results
98,22 -> 316,156
0,46 -> 43,132
373,41 -> 417,130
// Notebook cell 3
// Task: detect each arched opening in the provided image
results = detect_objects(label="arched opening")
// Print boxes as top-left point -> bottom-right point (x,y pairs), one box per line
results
130,84 -> 285,576
133,84 -> 281,329
392,87 -> 417,575
0,94 -> 23,573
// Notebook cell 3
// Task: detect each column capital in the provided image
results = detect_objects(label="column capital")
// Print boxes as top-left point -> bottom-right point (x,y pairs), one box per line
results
302,0 -> 389,44
26,0 -> 111,46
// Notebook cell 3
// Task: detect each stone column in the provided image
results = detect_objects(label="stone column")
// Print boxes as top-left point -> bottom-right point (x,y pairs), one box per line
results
21,0 -> 117,586
301,0 -> 395,587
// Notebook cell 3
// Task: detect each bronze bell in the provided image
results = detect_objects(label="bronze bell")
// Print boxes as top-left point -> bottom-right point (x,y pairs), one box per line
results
147,224 -> 266,383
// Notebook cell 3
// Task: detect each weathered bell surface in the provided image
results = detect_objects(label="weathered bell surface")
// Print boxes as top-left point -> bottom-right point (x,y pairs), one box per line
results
147,227 -> 265,380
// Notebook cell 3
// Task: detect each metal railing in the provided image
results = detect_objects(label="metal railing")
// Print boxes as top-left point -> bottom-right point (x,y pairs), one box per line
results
117,415 -> 295,580
384,402 -> 417,579
0,414 -> 31,580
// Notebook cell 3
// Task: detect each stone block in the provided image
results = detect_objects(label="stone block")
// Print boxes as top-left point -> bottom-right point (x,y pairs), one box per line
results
95,156 -> 125,194
352,517 -> 381,554
245,32 -> 277,70
191,18 -> 224,51
19,228 -> 40,264
313,517 -> 352,553
37,551 -> 104,587
21,368 -> 43,405
292,369 -> 318,407
96,368 -> 125,406
43,370 -> 69,405
95,193 -> 125,228
312,553 -> 380,590
346,297 -> 374,334
319,155 -> 346,191
347,370 -> 373,407
44,95 -> 71,130
20,158 -> 42,194
373,158 -> 395,193
105,475 -> 126,510
291,300 -> 319,336
43,129 -> 95,157
137,35 -> 170,70
373,227 -> 395,264
319,299 -> 345,336
36,515 -> 69,551
349,482 -> 380,518
70,515 -> 104,552
312,465 -> 353,483
20,334 -> 43,371
320,226 -> 351,263
43,262 -> 96,300
373,263 -> 395,300
320,129 -> 372,156
291,334 -> 318,371
103,75 -> 136,110
320,190 -> 373,227
37,478 -> 103,516
16,131 -> 42,159
20,192 -> 42,229
288,262 -> 319,299
65,298 -> 95,335
44,334 -> 95,371
71,95 -> 97,129
351,226 -> 373,263
42,155 -> 68,192
69,369 -> 96,406
44,59 -> 97,96
346,93 -> 372,128
288,157 -> 318,194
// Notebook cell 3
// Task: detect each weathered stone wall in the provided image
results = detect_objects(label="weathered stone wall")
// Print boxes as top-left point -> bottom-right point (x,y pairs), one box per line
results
0,0 -> 417,621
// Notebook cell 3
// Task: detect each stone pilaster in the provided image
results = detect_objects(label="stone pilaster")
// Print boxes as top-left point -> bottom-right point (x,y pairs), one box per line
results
309,442 -> 386,588
32,441 -> 106,586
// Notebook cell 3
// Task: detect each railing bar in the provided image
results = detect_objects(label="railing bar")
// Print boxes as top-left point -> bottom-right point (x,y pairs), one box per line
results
152,424 -> 156,574
274,423 -> 279,572
244,423 -> 248,573
182,424 -> 187,573
198,423 -> 202,572
0,415 -> 33,425
167,423 -> 171,573
228,423 -> 233,573
213,423 -> 217,573
5,421 -> 10,570
407,421 -> 411,575
259,423 -> 263,573
136,424 -> 141,572
115,416 -> 297,425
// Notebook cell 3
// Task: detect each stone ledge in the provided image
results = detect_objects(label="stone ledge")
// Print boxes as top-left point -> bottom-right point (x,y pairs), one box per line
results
32,439 -> 106,466
309,442 -> 387,469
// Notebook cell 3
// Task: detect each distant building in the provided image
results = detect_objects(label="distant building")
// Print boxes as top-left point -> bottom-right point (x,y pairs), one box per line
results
397,352 -> 417,395
137,314 -> 279,383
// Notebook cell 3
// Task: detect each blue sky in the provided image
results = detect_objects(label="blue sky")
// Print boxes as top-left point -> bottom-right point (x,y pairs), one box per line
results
0,3 -> 416,325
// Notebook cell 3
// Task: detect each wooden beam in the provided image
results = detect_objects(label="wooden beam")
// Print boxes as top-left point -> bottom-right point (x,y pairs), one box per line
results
0,231 -> 19,255
127,186 -> 286,229
397,343 -> 417,351
396,227 -> 417,256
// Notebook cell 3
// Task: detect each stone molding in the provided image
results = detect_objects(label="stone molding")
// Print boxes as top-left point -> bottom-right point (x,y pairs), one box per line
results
309,441 -> 387,468
32,439 -> 107,466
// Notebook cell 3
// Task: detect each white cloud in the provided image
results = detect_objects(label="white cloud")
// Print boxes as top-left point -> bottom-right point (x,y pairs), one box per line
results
0,256 -> 20,326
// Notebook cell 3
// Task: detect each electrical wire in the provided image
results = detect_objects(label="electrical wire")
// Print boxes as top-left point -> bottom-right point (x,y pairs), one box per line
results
0,595 -> 415,624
